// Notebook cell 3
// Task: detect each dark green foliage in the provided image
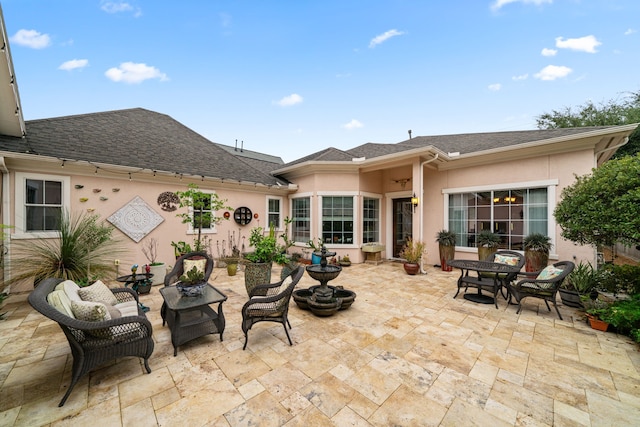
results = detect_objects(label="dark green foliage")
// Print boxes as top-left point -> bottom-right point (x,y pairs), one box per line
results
598,294 -> 640,343
476,230 -> 500,248
554,153 -> 640,248
523,233 -> 552,252
596,264 -> 640,295
244,225 -> 288,264
178,266 -> 205,286
436,230 -> 457,246
563,261 -> 597,294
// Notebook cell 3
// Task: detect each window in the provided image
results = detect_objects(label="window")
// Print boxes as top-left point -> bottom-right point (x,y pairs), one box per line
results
267,197 -> 282,229
15,173 -> 70,236
188,191 -> 218,233
291,197 -> 310,243
448,187 -> 549,250
322,196 -> 354,245
362,197 -> 380,243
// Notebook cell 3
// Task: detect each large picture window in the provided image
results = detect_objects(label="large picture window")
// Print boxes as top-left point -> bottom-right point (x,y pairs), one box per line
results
322,196 -> 354,245
448,187 -> 548,250
362,197 -> 380,243
291,197 -> 310,243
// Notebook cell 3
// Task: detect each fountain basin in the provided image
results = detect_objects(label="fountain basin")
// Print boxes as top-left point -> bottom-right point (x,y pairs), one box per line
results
306,264 -> 342,283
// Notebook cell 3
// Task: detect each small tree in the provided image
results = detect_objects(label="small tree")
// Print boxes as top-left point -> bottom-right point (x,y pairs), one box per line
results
554,153 -> 640,248
175,184 -> 232,252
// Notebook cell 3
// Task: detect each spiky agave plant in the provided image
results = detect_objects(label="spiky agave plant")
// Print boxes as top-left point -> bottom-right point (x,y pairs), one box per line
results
8,210 -> 126,286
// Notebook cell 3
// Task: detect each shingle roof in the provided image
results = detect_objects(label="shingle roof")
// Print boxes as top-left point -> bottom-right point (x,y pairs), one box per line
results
0,108 -> 281,186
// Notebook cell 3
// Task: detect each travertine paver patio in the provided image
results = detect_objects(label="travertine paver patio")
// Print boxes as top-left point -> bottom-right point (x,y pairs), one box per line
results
1,262 -> 639,426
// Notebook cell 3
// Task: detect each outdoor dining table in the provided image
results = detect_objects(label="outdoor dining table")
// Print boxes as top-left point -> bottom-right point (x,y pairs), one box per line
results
448,259 -> 521,308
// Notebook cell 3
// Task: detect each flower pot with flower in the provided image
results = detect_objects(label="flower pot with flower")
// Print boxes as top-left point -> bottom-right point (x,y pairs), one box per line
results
400,237 -> 426,275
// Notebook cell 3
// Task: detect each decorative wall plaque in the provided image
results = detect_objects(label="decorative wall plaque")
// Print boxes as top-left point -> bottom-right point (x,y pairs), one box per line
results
107,196 -> 164,242
234,207 -> 252,225
157,191 -> 180,212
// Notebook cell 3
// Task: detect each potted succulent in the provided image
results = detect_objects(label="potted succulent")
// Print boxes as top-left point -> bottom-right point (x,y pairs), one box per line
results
476,230 -> 500,261
141,237 -> 166,286
339,254 -> 351,267
175,266 -> 207,297
244,225 -> 288,295
400,237 -> 426,275
523,233 -> 552,272
436,229 -> 457,271
559,261 -> 597,308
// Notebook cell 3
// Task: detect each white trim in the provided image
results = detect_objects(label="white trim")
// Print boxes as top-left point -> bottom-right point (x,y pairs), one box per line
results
317,190 -> 358,196
266,196 -> 283,231
442,179 -> 558,195
361,194 -> 382,245
317,194 -> 357,246
185,189 -> 220,235
13,172 -> 71,239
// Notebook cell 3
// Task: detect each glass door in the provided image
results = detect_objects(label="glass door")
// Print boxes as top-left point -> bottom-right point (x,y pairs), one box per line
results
393,198 -> 413,257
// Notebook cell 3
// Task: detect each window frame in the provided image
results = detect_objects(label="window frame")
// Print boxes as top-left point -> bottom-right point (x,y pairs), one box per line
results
14,172 -> 71,239
362,193 -> 381,244
266,196 -> 283,231
318,192 -> 358,248
185,190 -> 220,235
290,194 -> 312,245
443,180 -> 557,254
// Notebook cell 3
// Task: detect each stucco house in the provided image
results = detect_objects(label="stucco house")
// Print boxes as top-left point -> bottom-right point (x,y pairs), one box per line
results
1,10 -> 638,292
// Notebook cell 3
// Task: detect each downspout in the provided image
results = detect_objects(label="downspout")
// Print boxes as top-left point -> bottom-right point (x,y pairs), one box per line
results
0,157 -> 9,285
419,154 -> 439,274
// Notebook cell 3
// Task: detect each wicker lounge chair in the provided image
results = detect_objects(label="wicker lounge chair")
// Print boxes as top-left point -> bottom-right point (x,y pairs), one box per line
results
28,278 -> 154,406
506,261 -> 575,320
242,266 -> 304,350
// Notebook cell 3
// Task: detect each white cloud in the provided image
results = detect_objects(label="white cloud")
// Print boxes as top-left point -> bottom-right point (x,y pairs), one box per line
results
512,73 -> 528,81
534,65 -> 572,81
369,29 -> 405,48
624,28 -> 636,36
342,119 -> 363,130
101,1 -> 141,17
488,83 -> 502,91
541,48 -> 557,56
274,94 -> 303,107
10,29 -> 51,49
59,59 -> 89,71
555,35 -> 601,53
491,0 -> 552,12
104,62 -> 168,84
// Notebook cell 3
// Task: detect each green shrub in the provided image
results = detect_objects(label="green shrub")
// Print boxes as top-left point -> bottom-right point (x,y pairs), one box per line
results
596,264 -> 640,295
599,294 -> 640,342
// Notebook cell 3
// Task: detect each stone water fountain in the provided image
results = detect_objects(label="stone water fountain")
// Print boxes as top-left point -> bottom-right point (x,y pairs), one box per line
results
292,246 -> 356,316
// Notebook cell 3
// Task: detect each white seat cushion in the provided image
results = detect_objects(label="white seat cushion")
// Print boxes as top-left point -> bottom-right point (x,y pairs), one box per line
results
115,301 -> 139,317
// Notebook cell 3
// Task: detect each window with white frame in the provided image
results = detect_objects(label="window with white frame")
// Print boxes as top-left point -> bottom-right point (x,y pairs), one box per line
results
321,196 -> 354,245
291,197 -> 310,243
267,197 -> 282,229
362,196 -> 380,243
15,172 -> 70,235
447,187 -> 549,251
188,191 -> 217,233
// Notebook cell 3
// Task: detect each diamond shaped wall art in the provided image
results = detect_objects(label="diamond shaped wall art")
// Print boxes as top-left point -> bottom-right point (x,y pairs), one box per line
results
107,196 -> 164,242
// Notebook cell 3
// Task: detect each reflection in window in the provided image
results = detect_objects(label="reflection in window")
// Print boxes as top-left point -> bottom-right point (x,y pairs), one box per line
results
292,197 -> 310,243
449,188 -> 548,250
322,196 -> 354,245
26,179 -> 62,231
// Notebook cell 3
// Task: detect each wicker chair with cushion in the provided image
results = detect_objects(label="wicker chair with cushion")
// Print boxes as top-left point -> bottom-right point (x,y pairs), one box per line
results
28,278 -> 154,406
242,266 -> 304,350
164,251 -> 214,287
506,261 -> 575,320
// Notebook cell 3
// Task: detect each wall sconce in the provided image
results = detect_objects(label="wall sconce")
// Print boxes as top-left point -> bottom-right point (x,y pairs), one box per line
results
411,193 -> 419,213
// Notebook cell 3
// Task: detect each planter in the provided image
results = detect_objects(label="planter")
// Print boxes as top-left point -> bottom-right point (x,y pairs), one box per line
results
588,315 -> 609,331
525,249 -> 549,272
148,263 -> 166,286
559,288 -> 583,308
176,281 -> 206,297
477,246 -> 498,262
403,262 -> 420,275
136,280 -> 152,295
311,253 -> 322,265
439,245 -> 455,271
226,262 -> 238,276
244,261 -> 272,295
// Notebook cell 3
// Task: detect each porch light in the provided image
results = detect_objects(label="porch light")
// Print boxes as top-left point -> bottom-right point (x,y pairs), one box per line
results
411,193 -> 419,213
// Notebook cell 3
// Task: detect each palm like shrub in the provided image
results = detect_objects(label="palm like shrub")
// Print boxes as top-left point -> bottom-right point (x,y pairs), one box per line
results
9,211 -> 125,285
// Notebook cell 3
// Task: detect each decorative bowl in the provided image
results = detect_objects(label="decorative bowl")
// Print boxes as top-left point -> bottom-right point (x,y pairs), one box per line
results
176,282 -> 206,297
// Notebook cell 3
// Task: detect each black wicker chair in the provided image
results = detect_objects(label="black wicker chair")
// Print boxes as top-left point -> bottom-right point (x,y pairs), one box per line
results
28,278 -> 154,406
242,266 -> 304,350
506,261 -> 575,320
164,251 -> 214,287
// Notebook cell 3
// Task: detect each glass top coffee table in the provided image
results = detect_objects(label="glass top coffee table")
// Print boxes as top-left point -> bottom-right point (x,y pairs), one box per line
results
160,284 -> 227,356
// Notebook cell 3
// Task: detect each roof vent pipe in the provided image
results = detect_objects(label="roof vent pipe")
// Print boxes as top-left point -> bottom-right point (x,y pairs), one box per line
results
408,129 -> 412,139
235,139 -> 238,151
241,140 -> 244,152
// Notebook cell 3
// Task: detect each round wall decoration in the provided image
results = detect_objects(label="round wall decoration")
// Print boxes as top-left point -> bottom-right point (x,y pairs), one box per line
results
234,207 -> 252,225
224,211 -> 231,219
157,191 -> 180,212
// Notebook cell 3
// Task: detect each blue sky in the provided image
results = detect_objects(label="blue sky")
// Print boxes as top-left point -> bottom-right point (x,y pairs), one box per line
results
2,0 -> 639,163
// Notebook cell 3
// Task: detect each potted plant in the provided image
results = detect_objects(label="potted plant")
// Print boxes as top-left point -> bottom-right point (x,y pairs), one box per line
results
476,230 -> 500,261
175,183 -> 232,254
584,297 -> 611,331
436,229 -> 457,271
559,261 -> 597,308
243,225 -> 288,295
7,210 -> 125,287
400,237 -> 426,275
175,266 -> 207,297
171,241 -> 192,259
339,254 -> 351,267
141,237 -> 166,286
597,294 -> 640,342
523,233 -> 552,272
307,238 -> 324,264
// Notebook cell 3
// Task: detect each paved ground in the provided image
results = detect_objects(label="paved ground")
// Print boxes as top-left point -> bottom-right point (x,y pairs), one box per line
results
1,262 -> 639,426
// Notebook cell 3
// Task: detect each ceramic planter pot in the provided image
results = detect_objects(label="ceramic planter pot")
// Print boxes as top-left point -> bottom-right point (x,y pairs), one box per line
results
559,288 -> 583,308
403,262 -> 420,275
226,262 -> 238,276
477,246 -> 498,262
244,262 -> 272,295
148,263 -> 166,286
439,245 -> 455,271
525,249 -> 549,272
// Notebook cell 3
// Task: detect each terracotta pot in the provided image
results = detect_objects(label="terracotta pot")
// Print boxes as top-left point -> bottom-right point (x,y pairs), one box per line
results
525,249 -> 549,272
588,315 -> 609,332
403,262 -> 420,275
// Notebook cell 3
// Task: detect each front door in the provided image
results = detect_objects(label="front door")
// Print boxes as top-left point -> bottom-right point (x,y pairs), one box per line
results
393,198 -> 413,257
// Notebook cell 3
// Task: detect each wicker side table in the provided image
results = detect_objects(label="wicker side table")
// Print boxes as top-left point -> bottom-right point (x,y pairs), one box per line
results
160,284 -> 227,356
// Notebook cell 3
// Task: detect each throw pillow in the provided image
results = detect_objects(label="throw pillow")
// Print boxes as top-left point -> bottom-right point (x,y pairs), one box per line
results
78,280 -> 118,306
494,254 -> 520,266
47,289 -> 75,318
275,276 -> 294,310
536,266 -> 563,281
183,258 -> 207,275
60,280 -> 82,302
71,300 -> 111,322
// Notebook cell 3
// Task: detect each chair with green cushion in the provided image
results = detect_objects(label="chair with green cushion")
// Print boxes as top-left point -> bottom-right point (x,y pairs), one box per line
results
506,261 -> 575,320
